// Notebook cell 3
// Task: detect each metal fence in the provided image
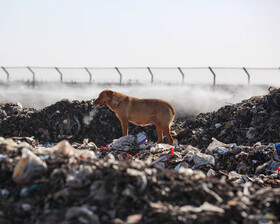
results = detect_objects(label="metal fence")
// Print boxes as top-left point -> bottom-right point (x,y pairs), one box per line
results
1,66 -> 280,87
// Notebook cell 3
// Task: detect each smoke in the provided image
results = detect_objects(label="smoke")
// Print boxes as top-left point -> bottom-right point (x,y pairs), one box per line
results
103,84 -> 270,117
83,108 -> 98,125
0,83 -> 271,117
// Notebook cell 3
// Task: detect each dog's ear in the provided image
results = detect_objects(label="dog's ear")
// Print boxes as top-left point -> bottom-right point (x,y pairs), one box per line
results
107,90 -> 114,97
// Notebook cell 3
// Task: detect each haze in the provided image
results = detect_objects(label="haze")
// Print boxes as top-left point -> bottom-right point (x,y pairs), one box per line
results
0,0 -> 279,67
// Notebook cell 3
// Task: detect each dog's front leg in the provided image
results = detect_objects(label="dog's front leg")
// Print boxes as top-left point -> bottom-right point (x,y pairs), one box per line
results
120,119 -> 128,136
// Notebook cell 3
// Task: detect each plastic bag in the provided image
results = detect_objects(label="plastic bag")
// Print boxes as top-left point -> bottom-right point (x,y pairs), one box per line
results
13,148 -> 47,184
217,147 -> 229,154
183,150 -> 215,169
175,162 -> 189,171
108,135 -> 136,151
193,153 -> 215,168
207,138 -> 229,153
52,140 -> 75,156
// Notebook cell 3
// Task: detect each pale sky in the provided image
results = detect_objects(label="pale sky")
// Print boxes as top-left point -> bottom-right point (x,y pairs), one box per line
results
0,0 -> 279,67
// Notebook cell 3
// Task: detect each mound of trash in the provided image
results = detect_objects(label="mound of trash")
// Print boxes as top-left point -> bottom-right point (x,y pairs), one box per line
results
2,87 -> 280,149
177,87 -> 280,148
0,100 -> 158,147
0,136 -> 280,223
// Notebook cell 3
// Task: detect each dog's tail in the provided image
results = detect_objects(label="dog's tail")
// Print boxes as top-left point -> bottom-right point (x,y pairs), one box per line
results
170,105 -> 175,116
165,101 -> 175,116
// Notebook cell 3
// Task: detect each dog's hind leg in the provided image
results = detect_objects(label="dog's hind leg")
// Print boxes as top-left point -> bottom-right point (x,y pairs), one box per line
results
163,125 -> 174,145
156,123 -> 163,143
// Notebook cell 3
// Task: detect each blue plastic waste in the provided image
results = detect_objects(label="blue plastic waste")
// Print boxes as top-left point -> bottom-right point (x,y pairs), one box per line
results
45,142 -> 53,148
0,154 -> 8,162
275,143 -> 280,155
136,132 -> 147,145
217,147 -> 229,154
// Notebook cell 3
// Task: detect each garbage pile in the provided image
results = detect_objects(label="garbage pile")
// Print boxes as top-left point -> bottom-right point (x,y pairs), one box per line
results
0,100 -> 158,147
177,87 -> 280,148
1,87 -> 280,223
0,136 -> 280,223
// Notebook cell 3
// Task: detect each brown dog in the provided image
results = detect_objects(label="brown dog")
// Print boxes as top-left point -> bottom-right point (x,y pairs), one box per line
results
94,90 -> 175,144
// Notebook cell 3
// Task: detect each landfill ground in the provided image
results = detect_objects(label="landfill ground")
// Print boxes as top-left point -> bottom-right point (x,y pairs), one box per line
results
1,87 -> 280,224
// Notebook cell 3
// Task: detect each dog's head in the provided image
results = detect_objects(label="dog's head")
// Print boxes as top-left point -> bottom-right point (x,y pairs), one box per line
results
94,90 -> 114,108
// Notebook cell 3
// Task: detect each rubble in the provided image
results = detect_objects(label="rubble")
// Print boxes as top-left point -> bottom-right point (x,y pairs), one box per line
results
1,87 -> 280,223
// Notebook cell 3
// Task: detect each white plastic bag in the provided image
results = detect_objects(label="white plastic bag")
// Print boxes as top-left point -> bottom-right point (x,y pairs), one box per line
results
183,150 -> 215,169
207,137 -> 229,153
52,140 -> 75,156
13,148 -> 47,184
